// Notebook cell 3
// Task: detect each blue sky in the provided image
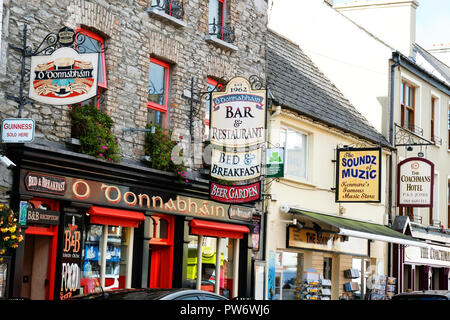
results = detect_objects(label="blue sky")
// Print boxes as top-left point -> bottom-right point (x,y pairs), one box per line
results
332,0 -> 450,48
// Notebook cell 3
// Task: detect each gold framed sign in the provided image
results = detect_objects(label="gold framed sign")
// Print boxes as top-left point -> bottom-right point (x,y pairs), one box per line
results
335,147 -> 381,203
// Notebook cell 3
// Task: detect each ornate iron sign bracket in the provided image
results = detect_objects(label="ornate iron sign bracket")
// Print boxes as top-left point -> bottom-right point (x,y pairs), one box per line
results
6,24 -> 106,117
394,124 -> 434,147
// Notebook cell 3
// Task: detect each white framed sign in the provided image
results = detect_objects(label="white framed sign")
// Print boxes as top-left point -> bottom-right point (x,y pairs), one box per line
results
397,157 -> 434,207
29,47 -> 98,105
210,148 -> 262,181
210,77 -> 266,148
1,118 -> 35,143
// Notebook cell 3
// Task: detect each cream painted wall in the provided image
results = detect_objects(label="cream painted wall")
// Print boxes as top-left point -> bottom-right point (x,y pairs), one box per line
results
268,0 -> 393,135
393,67 -> 450,228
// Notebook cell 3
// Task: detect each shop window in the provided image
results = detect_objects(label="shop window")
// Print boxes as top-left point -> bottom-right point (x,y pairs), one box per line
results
184,235 -> 235,299
148,57 -> 169,128
400,81 -> 416,133
81,225 -> 133,294
280,127 -> 308,179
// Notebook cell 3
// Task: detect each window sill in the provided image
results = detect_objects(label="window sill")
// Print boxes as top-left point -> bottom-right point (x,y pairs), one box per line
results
204,35 -> 238,52
146,7 -> 187,28
279,175 -> 316,189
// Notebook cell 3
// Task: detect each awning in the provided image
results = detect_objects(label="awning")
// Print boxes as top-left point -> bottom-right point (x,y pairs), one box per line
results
189,219 -> 250,239
87,206 -> 145,228
289,208 -> 427,248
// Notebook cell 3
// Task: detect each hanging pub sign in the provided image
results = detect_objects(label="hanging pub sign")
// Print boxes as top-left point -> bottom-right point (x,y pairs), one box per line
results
210,148 -> 262,181
29,46 -> 98,105
335,147 -> 381,203
209,181 -> 260,204
266,148 -> 284,178
397,157 -> 434,207
210,76 -> 266,148
60,209 -> 84,300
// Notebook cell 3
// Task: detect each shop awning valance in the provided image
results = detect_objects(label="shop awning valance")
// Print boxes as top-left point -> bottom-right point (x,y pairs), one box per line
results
87,206 -> 145,228
189,219 -> 250,239
289,208 -> 427,248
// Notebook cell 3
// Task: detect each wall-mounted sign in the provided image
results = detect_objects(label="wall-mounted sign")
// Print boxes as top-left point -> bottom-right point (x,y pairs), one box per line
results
335,147 -> 381,203
397,157 -> 434,207
24,172 -> 66,195
210,77 -> 266,148
19,170 -> 253,224
266,148 -> 284,178
228,205 -> 255,222
1,118 -> 35,143
60,209 -> 84,300
211,148 -> 262,181
209,181 -> 260,204
26,208 -> 59,225
29,47 -> 98,105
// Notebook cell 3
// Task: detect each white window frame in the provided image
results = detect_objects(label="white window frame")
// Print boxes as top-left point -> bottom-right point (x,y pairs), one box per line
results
280,126 -> 309,181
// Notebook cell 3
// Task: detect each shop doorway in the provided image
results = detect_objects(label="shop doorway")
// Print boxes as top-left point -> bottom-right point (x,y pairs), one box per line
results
20,198 -> 59,300
149,214 -> 174,288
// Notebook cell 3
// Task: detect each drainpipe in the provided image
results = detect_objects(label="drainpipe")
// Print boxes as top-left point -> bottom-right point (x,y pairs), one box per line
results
388,52 -> 400,278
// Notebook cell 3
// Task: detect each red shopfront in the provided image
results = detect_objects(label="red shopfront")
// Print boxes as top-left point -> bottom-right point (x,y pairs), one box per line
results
13,169 -> 256,300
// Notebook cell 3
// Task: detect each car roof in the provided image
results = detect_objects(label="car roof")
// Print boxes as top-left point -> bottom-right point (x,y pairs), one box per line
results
393,290 -> 450,298
69,288 -> 227,300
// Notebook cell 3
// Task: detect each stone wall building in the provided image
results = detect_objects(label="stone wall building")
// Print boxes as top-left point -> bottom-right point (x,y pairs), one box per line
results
0,0 -> 267,300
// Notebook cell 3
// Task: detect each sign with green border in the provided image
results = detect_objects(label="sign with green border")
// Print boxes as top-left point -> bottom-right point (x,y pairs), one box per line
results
266,148 -> 284,178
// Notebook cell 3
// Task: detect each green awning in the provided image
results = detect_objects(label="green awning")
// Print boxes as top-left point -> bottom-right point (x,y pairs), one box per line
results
290,208 -> 427,247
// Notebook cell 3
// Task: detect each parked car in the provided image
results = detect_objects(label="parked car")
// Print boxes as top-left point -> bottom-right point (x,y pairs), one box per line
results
69,288 -> 229,300
391,290 -> 450,300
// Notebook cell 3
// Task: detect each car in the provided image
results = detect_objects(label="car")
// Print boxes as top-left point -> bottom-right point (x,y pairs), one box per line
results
68,288 -> 229,300
391,290 -> 450,300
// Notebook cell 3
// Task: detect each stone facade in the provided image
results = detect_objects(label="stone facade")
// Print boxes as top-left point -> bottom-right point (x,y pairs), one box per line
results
0,0 -> 268,188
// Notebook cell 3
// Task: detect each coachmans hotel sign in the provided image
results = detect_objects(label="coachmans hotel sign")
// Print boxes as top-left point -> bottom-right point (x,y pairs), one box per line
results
335,147 -> 381,203
397,157 -> 434,207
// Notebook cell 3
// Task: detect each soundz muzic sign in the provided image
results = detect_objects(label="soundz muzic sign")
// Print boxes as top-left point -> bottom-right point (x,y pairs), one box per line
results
29,47 -> 99,105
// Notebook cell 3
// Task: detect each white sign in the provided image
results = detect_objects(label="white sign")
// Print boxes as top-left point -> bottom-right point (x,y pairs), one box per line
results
210,77 -> 266,148
211,148 -> 262,181
405,244 -> 450,268
397,158 -> 434,207
29,47 -> 98,105
1,118 -> 35,143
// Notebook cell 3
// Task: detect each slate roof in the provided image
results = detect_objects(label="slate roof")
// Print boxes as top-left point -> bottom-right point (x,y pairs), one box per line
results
413,43 -> 450,86
267,30 -> 391,148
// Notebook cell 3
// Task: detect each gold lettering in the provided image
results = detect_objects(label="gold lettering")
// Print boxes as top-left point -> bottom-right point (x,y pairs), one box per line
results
152,196 -> 163,209
138,194 -> 151,208
124,191 -> 137,206
101,184 -> 121,204
164,198 -> 176,211
188,198 -> 198,215
177,196 -> 187,213
72,180 -> 90,200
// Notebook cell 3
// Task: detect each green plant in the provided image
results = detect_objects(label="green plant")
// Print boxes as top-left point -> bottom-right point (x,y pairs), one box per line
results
143,125 -> 188,182
0,204 -> 23,260
69,104 -> 121,162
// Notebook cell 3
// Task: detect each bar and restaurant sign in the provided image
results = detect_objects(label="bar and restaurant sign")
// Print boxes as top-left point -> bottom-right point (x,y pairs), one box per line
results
209,76 -> 266,204
397,157 -> 434,207
19,170 -> 253,223
335,147 -> 381,203
210,77 -> 266,148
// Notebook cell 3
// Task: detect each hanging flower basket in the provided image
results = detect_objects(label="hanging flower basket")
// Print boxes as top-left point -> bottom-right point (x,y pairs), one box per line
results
0,204 -> 23,261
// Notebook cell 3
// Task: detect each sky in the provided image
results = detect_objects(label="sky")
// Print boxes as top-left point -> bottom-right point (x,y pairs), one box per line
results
332,0 -> 450,48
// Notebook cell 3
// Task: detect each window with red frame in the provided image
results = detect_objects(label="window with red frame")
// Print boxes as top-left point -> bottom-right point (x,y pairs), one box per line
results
400,81 -> 415,132
76,28 -> 107,108
148,58 -> 169,128
208,0 -> 225,38
204,78 -> 223,141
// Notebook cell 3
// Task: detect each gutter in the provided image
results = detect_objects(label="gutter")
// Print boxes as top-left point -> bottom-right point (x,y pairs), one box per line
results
388,53 -> 401,278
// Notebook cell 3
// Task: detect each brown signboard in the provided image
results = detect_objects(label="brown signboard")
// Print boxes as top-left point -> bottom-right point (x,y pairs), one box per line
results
26,208 -> 59,225
19,170 -> 251,224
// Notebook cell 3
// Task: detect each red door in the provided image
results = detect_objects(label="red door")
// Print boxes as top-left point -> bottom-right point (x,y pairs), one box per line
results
149,214 -> 174,288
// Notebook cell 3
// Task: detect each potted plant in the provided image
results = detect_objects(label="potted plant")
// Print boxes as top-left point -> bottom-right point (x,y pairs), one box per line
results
0,204 -> 23,261
143,124 -> 188,182
69,104 -> 121,162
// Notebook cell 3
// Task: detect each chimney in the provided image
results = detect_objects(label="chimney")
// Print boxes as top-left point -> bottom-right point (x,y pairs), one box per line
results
334,0 -> 419,57
427,43 -> 450,67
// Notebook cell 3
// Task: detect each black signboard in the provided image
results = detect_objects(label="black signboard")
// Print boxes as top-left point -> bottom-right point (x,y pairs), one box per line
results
26,208 -> 59,225
60,209 -> 84,300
